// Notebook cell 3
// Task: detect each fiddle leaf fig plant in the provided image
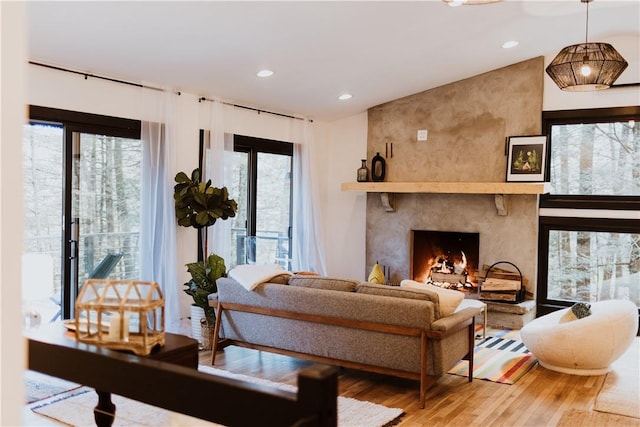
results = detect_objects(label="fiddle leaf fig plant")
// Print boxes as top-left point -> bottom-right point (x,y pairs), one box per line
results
183,253 -> 227,326
174,168 -> 237,229
174,168 -> 238,327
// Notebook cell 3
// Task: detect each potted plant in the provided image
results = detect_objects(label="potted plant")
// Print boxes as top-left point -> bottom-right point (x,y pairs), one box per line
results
174,168 -> 237,348
183,253 -> 226,343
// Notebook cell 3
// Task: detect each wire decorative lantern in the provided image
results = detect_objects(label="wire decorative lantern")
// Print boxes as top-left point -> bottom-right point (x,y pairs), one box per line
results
75,279 -> 165,356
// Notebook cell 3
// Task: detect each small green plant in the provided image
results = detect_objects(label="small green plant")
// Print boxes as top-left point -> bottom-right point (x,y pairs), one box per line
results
183,254 -> 227,326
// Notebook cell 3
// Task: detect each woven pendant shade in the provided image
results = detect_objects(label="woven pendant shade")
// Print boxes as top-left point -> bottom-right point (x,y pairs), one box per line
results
546,42 -> 628,91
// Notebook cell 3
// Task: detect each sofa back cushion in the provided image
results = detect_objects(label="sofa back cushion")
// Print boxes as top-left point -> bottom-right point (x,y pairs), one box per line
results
356,283 -> 442,318
268,274 -> 291,285
288,275 -> 359,292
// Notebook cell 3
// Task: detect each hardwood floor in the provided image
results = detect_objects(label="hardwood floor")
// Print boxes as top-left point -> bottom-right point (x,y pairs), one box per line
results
24,339 -> 638,426
200,345 -> 634,427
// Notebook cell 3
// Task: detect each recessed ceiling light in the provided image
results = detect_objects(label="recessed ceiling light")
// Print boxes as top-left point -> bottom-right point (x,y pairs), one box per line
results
256,69 -> 274,78
338,94 -> 352,101
443,0 -> 502,5
502,40 -> 519,49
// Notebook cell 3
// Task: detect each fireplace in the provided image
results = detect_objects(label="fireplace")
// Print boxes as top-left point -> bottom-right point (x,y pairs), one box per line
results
410,230 -> 480,291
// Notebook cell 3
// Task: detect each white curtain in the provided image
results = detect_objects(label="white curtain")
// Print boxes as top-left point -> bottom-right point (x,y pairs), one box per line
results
204,99 -> 233,265
140,91 -> 180,333
291,119 -> 327,275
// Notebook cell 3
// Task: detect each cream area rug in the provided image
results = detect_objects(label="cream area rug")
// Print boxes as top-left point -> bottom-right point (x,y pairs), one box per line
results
557,408 -> 640,427
593,338 -> 640,419
30,365 -> 404,427
24,370 -> 81,404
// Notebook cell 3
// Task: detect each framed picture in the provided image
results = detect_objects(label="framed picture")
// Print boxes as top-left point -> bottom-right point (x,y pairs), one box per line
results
505,135 -> 547,182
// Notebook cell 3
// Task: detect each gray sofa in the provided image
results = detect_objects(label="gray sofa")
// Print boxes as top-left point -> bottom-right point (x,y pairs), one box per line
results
210,275 -> 481,408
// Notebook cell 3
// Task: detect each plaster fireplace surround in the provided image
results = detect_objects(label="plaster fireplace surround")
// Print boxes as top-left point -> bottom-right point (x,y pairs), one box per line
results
364,57 -> 545,303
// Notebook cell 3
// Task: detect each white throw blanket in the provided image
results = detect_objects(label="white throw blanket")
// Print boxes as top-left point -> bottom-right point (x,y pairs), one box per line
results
228,264 -> 292,291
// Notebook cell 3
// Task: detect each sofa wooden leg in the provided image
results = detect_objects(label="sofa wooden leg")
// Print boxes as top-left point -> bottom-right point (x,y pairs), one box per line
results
420,332 -> 427,408
210,303 -> 224,365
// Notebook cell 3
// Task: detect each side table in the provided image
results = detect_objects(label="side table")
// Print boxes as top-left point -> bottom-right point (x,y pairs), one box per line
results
457,299 -> 487,340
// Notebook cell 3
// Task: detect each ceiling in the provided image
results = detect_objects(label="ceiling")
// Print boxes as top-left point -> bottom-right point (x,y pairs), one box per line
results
27,1 -> 639,122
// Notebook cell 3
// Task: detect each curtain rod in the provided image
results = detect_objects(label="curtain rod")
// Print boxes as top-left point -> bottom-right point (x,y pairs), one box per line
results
29,61 -> 311,122
29,61 -> 173,93
198,96 -> 310,122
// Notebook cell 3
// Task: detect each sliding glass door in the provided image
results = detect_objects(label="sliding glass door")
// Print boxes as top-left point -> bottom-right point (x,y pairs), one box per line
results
22,123 -> 64,324
227,135 -> 293,269
71,132 -> 142,298
23,107 -> 142,322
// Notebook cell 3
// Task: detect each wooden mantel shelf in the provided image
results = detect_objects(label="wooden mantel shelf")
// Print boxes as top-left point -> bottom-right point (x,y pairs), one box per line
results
340,181 -> 551,215
341,181 -> 551,194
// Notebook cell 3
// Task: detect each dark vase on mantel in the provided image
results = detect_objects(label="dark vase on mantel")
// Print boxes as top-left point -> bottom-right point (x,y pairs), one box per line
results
371,152 -> 386,182
357,159 -> 369,182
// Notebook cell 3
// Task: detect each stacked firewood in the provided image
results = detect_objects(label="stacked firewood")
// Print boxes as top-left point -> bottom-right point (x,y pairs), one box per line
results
478,263 -> 526,303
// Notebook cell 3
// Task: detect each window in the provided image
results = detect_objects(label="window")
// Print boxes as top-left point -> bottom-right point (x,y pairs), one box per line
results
228,135 -> 293,269
24,106 -> 142,321
538,106 -> 640,316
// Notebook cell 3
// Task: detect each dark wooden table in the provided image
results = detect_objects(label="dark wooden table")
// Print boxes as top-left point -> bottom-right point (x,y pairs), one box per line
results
26,321 -> 339,426
26,322 -> 198,427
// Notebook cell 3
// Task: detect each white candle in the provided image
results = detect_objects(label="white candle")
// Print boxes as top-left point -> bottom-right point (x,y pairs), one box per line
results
108,313 -> 130,341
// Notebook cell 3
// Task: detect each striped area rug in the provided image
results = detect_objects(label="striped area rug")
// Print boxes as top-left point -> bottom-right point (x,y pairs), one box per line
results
448,328 -> 538,384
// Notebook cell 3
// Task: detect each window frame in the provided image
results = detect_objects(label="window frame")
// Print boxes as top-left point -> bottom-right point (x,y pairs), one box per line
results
27,105 -> 141,319
537,105 -> 640,319
233,134 -> 293,240
540,105 -> 640,210
196,132 -> 294,264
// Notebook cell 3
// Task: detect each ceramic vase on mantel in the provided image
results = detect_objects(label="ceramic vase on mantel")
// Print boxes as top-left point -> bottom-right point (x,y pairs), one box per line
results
357,159 -> 369,182
371,152 -> 386,182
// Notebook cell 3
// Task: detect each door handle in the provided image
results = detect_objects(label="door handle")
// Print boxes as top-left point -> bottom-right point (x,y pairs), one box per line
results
69,239 -> 77,260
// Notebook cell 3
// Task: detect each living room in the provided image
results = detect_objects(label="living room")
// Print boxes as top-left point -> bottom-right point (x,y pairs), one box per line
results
2,1 -> 640,425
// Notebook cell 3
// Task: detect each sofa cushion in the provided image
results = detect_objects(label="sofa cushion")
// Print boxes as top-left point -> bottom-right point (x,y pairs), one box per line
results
288,275 -> 359,292
355,282 -> 443,317
400,280 -> 464,317
268,274 -> 291,285
356,282 -> 438,302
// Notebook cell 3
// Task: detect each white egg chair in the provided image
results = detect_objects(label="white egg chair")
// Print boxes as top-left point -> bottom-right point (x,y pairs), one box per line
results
520,300 -> 638,375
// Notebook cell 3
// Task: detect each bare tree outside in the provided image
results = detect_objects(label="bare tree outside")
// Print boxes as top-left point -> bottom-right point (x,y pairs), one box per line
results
23,123 -> 142,321
547,121 -> 640,306
227,149 -> 292,269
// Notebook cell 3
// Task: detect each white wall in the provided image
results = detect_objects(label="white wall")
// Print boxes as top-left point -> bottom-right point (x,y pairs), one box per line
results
324,112 -> 368,280
1,2 -> 27,425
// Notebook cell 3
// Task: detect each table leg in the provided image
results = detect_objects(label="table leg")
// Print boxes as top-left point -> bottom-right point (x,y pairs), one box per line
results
482,307 -> 487,340
94,390 -> 116,427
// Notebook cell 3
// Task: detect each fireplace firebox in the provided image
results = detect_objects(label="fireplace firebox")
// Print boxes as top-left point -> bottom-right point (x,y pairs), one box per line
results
410,230 -> 480,291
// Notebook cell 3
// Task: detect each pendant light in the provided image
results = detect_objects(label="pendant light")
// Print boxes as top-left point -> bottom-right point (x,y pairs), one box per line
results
546,0 -> 628,91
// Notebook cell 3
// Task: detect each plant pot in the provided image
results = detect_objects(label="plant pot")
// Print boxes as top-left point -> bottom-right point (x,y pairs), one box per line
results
200,323 -> 214,351
190,305 -> 205,343
191,305 -> 215,350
